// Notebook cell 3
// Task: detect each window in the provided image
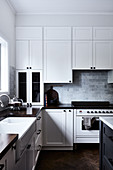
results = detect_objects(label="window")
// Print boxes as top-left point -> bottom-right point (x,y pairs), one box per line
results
0,37 -> 8,93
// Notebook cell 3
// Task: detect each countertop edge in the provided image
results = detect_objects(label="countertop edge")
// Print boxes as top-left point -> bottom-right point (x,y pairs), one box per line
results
100,117 -> 113,130
0,134 -> 18,160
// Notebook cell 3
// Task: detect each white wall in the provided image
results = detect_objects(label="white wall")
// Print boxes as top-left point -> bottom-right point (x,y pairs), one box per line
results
16,14 -> 113,27
0,0 -> 15,67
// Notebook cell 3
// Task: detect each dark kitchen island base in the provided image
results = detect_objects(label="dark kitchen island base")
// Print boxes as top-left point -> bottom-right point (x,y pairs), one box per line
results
35,144 -> 99,170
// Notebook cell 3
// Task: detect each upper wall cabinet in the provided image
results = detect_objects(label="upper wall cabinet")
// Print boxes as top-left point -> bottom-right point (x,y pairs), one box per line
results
44,27 -> 71,40
16,27 -> 42,70
73,27 -> 92,40
44,27 -> 72,83
72,27 -> 113,70
72,27 -> 93,69
16,27 -> 42,40
93,27 -> 113,40
93,27 -> 113,69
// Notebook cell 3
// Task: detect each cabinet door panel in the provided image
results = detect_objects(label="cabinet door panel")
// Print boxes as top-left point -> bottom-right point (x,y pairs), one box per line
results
30,41 -> 42,69
93,41 -> 113,69
44,41 -> 72,83
93,27 -> 113,40
73,27 -> 92,40
43,110 -> 65,146
44,27 -> 71,40
16,41 -> 29,69
16,27 -> 42,40
73,41 -> 92,69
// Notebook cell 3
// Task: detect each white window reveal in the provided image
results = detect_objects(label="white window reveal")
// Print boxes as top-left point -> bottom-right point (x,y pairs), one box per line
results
0,37 -> 8,93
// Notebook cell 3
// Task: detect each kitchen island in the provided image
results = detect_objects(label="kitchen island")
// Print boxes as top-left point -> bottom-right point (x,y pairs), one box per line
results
100,117 -> 113,170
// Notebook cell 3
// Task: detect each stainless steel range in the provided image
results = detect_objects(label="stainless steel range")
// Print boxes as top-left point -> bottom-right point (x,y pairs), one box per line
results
72,101 -> 113,143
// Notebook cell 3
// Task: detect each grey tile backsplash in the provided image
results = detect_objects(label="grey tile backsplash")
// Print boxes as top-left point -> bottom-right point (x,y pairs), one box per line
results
44,71 -> 113,104
10,66 -> 16,98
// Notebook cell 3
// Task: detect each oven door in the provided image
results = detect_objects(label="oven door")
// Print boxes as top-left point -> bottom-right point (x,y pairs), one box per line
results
76,116 -> 99,137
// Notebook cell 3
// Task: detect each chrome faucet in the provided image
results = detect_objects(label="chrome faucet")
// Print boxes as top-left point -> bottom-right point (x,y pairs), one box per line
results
0,94 -> 11,107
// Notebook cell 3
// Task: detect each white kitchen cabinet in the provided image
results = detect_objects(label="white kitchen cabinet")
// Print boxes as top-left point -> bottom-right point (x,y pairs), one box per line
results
16,70 -> 43,106
16,27 -> 42,40
72,27 -> 113,70
44,27 -> 72,83
73,27 -> 92,40
72,27 -> 93,69
16,41 -> 29,70
93,27 -> 113,40
73,41 -> 92,69
16,40 -> 42,70
0,146 -> 16,170
16,27 -> 42,70
93,41 -> 113,69
44,27 -> 71,40
44,41 -> 72,83
43,109 -> 73,149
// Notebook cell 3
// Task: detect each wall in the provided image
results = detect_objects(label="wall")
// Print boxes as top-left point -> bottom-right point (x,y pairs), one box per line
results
0,0 -> 15,96
16,14 -> 113,27
44,71 -> 113,104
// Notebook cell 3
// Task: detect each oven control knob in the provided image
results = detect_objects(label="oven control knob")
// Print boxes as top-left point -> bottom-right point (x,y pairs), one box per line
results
95,111 -> 97,113
99,111 -> 101,113
87,111 -> 90,113
91,111 -> 93,113
110,111 -> 113,113
106,111 -> 109,113
102,111 -> 105,113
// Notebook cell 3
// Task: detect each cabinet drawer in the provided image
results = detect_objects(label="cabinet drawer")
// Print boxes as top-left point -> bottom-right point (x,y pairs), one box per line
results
103,156 -> 113,170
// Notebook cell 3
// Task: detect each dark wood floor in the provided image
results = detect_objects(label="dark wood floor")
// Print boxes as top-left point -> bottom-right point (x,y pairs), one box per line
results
35,144 -> 99,170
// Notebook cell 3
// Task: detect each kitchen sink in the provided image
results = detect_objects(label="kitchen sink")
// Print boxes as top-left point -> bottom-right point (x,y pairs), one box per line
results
0,117 -> 36,161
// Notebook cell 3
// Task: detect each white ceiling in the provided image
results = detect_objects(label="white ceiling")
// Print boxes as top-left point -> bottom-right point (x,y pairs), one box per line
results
7,0 -> 113,14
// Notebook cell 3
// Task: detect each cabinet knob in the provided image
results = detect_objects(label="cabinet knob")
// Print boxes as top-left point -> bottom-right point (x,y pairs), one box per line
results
30,67 -> 32,69
12,145 -> 16,150
69,110 -> 71,112
69,80 -> 71,83
30,103 -> 32,107
27,144 -> 31,149
90,67 -> 92,69
37,130 -> 41,135
94,67 -> 96,69
27,67 -> 29,69
37,145 -> 42,151
37,116 -> 41,120
27,103 -> 29,107
64,110 -> 66,112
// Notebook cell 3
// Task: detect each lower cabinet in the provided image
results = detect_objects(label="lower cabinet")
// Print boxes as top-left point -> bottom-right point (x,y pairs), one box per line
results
100,121 -> 113,170
43,109 -> 73,149
0,146 -> 16,170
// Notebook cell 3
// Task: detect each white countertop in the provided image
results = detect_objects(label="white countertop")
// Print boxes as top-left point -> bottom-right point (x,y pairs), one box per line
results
100,117 -> 113,130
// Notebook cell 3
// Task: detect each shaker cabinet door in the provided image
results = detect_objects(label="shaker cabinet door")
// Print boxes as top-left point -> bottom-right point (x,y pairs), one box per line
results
30,41 -> 42,69
72,41 -> 92,69
16,41 -> 29,69
93,41 -> 113,69
43,109 -> 66,146
44,41 -> 72,83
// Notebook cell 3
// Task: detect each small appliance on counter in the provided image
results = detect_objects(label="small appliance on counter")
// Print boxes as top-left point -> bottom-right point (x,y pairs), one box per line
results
45,86 -> 59,106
